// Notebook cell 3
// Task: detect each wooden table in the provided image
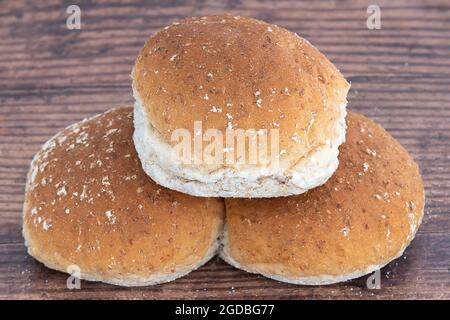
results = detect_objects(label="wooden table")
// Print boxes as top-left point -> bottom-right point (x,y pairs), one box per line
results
1,0 -> 449,300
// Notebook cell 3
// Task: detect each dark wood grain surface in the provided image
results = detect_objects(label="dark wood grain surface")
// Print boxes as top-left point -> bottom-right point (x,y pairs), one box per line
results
1,0 -> 449,300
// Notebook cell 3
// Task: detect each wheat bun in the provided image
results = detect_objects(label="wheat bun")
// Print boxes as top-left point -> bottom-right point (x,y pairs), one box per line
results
220,111 -> 424,285
22,107 -> 224,286
132,15 -> 350,197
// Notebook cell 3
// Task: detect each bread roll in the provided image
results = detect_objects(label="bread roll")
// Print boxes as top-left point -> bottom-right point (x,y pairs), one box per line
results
221,111 -> 424,285
23,107 -> 224,286
132,15 -> 350,197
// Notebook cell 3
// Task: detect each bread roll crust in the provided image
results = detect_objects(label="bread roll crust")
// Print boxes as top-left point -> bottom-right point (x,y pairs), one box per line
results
22,107 -> 225,286
133,15 -> 349,151
221,111 -> 424,284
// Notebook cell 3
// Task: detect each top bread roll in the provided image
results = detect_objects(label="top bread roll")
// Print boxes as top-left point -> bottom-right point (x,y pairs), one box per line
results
132,15 -> 350,197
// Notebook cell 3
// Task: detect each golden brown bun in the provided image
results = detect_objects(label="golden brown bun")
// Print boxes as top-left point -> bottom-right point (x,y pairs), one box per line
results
221,111 -> 424,285
132,15 -> 350,197
22,107 -> 224,286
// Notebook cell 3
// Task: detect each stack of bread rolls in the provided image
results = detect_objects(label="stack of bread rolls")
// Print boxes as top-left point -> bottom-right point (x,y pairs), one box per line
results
23,15 -> 424,286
